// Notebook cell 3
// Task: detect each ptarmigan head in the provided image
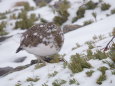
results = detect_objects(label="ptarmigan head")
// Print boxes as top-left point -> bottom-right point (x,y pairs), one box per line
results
16,22 -> 64,63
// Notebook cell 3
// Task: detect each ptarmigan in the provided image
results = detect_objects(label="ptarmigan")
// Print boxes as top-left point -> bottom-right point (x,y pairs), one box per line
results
16,22 -> 64,64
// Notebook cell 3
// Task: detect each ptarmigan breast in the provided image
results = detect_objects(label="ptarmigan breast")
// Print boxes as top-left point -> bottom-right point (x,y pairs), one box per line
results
16,22 -> 64,57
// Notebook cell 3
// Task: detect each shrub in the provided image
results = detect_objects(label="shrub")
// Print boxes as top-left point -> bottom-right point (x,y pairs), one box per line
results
10,14 -> 17,19
53,0 -> 70,25
96,74 -> 106,85
94,50 -> 108,60
111,70 -> 115,75
92,35 -> 98,41
37,1 -> 47,7
109,50 -> 115,63
111,8 -> 115,14
112,28 -> 115,36
52,79 -> 66,86
68,54 -> 92,73
85,0 -> 97,10
26,77 -> 39,82
83,20 -> 94,26
92,12 -> 97,21
49,54 -> 62,63
15,83 -> 21,86
48,71 -> 58,78
96,66 -> 108,85
35,63 -> 46,69
42,83 -> 48,86
101,3 -> 111,11
98,66 -> 108,74
85,40 -> 95,49
69,78 -> 79,85
53,11 -> 69,26
77,7 -> 86,19
72,43 -> 81,50
30,13 -> 38,22
15,10 -> 37,29
0,13 -> 7,19
72,17 -> 78,23
86,70 -> 94,77
103,60 -> 115,69
86,49 -> 94,60
40,18 -> 48,23
72,7 -> 86,23
14,2 -> 34,11
98,35 -> 106,40
0,22 -> 8,36
56,0 -> 70,14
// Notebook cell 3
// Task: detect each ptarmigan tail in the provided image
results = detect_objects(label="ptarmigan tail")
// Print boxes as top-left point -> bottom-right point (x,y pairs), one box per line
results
16,47 -> 23,53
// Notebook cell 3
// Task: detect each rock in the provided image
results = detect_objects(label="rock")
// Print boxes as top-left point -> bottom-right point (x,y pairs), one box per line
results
33,0 -> 52,5
0,36 -> 11,42
14,56 -> 27,63
0,67 -> 13,76
63,24 -> 82,34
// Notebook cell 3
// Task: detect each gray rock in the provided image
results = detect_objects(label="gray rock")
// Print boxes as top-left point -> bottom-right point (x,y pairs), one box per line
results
0,67 -> 13,76
63,24 -> 82,34
14,56 -> 27,63
0,36 -> 11,42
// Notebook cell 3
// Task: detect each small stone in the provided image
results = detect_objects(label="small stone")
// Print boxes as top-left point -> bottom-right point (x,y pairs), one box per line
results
14,56 -> 27,63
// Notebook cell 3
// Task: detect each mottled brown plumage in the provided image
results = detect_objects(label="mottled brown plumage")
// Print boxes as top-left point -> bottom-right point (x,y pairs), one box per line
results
16,22 -> 64,63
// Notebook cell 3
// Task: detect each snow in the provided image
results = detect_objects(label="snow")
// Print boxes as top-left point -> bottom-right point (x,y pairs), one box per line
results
0,0 -> 115,86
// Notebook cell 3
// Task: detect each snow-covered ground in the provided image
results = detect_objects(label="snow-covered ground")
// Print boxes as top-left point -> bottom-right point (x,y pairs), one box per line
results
0,0 -> 115,86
